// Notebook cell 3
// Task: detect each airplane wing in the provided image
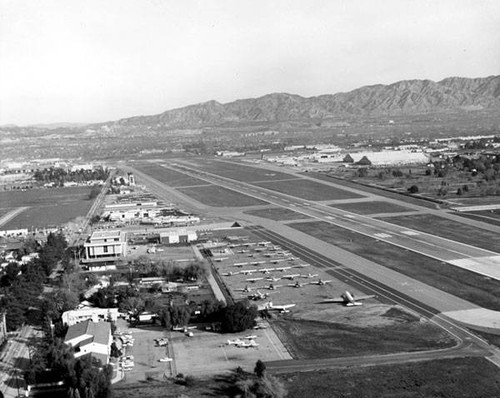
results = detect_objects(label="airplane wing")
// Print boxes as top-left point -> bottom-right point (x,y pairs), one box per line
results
320,297 -> 345,303
353,295 -> 376,301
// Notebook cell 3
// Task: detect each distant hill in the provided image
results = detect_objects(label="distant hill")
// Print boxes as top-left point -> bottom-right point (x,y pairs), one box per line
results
111,75 -> 500,129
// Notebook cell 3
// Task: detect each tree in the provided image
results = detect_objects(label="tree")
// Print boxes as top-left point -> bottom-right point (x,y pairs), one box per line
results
254,360 -> 266,378
408,185 -> 419,194
221,302 -> 258,333
88,185 -> 101,200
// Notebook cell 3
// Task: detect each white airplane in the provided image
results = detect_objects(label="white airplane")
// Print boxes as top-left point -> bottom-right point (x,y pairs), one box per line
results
294,263 -> 310,268
259,268 -> 275,274
266,276 -> 282,282
246,277 -> 264,283
288,281 -> 307,288
222,271 -> 240,276
259,283 -> 282,290
261,301 -> 296,313
248,290 -> 274,300
250,261 -> 265,265
234,262 -> 248,267
214,257 -> 228,262
244,335 -> 258,340
158,357 -> 173,362
227,338 -> 244,345
244,242 -> 256,247
258,241 -> 271,246
309,279 -> 332,286
286,257 -> 296,262
275,266 -> 292,272
270,259 -> 285,264
237,340 -> 259,348
300,273 -> 319,278
282,273 -> 300,280
321,291 -> 376,306
240,269 -> 257,275
237,249 -> 248,254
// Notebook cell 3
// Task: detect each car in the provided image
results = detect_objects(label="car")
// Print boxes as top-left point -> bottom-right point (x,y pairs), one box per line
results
158,357 -> 173,362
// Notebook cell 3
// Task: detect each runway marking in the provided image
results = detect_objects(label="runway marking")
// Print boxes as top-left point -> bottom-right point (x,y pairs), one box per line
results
344,214 -> 355,218
447,256 -> 500,281
401,230 -> 420,236
374,233 -> 392,239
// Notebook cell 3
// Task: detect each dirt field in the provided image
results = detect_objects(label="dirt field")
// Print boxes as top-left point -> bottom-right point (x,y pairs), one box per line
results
282,357 -> 500,398
0,186 -> 94,229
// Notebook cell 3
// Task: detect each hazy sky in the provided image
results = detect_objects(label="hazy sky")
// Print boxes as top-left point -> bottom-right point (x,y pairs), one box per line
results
1,0 -> 499,125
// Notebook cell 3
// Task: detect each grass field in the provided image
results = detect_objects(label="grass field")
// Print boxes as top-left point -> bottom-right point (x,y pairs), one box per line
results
271,315 -> 454,359
177,185 -> 267,207
281,357 -> 500,398
290,221 -> 500,311
0,187 -> 94,229
387,214 -> 500,253
456,211 -> 500,227
330,200 -> 413,215
134,163 -> 209,187
254,178 -> 364,201
187,158 -> 295,182
244,206 -> 312,221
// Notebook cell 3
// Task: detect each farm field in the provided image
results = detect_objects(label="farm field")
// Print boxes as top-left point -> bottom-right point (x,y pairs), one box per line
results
177,185 -> 267,207
271,315 -> 454,360
253,178 -> 365,201
244,206 -> 312,221
0,187 -> 94,229
134,162 -> 208,187
387,214 -> 500,253
330,200 -> 413,215
289,221 -> 500,311
186,158 -> 295,182
282,357 -> 500,398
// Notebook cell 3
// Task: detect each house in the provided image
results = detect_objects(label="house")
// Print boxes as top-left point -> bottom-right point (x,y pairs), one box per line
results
64,320 -> 112,365
82,230 -> 127,263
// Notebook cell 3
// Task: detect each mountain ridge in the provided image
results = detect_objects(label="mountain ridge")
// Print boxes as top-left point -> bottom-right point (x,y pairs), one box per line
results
109,75 -> 500,130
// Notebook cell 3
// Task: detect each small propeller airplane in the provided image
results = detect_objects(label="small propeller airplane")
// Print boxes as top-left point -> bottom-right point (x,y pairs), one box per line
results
309,279 -> 332,286
246,277 -> 264,283
260,301 -> 296,313
288,281 -> 307,288
321,291 -> 376,306
281,273 -> 300,280
300,273 -> 318,278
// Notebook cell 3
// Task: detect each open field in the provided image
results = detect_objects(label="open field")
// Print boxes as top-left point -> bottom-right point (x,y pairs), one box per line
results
290,221 -> 500,311
0,187 -> 94,229
186,158 -> 296,182
254,178 -> 364,201
330,200 -> 413,215
177,185 -> 267,207
134,162 -> 209,187
387,213 -> 500,253
305,171 -> 440,209
456,210 -> 500,227
243,206 -> 312,221
271,315 -> 454,359
282,357 -> 500,398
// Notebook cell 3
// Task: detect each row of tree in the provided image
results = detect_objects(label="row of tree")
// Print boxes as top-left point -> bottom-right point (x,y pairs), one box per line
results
33,167 -> 109,185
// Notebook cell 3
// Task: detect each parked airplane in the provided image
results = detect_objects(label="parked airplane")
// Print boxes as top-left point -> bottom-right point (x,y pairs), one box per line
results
300,273 -> 318,278
259,283 -> 282,290
222,271 -> 240,276
227,338 -> 244,345
240,269 -> 257,275
281,273 -> 300,280
237,340 -> 259,348
234,262 -> 248,267
275,266 -> 292,272
294,263 -> 310,268
259,268 -> 275,274
237,249 -> 248,254
236,285 -> 253,292
321,291 -> 376,306
246,277 -> 264,283
213,257 -> 228,262
258,241 -> 271,246
261,302 -> 296,313
309,279 -> 332,286
248,290 -> 274,300
158,357 -> 173,362
250,261 -> 265,265
288,281 -> 307,288
244,335 -> 257,340
270,259 -> 285,264
266,276 -> 282,282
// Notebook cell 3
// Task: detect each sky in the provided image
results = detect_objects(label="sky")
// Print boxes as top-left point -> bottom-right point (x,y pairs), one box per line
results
1,0 -> 499,125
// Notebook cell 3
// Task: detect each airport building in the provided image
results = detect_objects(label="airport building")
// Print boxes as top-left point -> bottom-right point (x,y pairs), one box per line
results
64,320 -> 112,365
82,230 -> 127,263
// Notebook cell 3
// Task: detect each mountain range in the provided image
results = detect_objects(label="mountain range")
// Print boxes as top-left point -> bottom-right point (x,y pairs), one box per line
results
111,75 -> 500,130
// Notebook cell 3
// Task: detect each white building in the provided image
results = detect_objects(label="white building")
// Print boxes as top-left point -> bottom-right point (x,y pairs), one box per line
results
64,320 -> 112,365
62,308 -> 119,326
82,230 -> 127,263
